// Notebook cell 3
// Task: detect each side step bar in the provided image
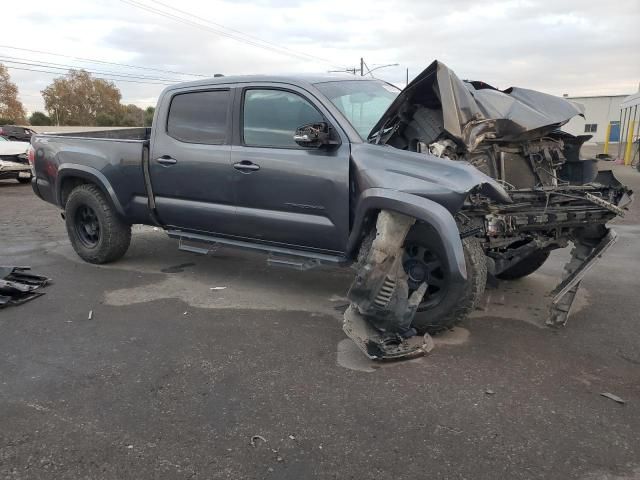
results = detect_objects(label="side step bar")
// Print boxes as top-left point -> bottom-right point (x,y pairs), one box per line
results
167,229 -> 349,269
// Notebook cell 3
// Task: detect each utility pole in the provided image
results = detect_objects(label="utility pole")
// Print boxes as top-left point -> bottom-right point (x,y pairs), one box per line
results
406,68 -> 409,86
360,57 -> 364,76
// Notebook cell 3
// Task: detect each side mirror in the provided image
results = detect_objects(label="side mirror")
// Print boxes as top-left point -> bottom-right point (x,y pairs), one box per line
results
293,122 -> 338,148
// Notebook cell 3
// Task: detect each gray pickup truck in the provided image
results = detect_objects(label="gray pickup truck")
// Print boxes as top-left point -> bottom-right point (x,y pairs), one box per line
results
30,60 -> 630,359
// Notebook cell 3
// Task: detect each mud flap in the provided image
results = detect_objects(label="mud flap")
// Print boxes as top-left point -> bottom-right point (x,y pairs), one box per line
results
344,210 -> 432,360
548,229 -> 617,326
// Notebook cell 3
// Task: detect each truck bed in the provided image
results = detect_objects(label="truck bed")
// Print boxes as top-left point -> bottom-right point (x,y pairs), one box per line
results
31,129 -> 152,224
41,127 -> 151,141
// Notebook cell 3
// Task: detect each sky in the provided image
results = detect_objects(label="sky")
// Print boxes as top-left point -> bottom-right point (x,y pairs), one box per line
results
3,0 -> 639,114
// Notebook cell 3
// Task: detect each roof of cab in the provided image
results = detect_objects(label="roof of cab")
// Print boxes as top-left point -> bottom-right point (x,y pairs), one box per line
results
163,73 -> 378,91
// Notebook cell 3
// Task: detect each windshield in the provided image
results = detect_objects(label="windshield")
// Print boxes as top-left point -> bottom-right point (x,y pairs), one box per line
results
315,80 -> 400,140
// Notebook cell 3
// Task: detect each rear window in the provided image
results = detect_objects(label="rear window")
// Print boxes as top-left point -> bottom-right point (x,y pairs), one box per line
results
167,90 -> 230,144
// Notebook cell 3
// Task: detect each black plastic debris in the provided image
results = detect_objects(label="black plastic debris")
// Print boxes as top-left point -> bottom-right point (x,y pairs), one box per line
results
0,266 -> 50,308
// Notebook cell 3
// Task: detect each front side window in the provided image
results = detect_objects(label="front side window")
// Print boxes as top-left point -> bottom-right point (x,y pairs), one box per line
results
243,89 -> 324,148
167,90 -> 229,144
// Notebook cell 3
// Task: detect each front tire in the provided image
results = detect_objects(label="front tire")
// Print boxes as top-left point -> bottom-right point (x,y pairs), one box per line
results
404,225 -> 487,335
496,249 -> 550,280
65,184 -> 131,264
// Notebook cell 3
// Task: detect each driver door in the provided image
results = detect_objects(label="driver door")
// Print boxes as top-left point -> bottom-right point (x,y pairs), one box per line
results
230,86 -> 350,253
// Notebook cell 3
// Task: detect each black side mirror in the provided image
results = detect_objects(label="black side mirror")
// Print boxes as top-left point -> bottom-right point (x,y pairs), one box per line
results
293,122 -> 338,148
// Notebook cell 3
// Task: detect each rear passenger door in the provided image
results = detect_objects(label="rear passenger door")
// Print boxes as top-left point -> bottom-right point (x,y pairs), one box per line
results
150,87 -> 237,235
230,86 -> 350,253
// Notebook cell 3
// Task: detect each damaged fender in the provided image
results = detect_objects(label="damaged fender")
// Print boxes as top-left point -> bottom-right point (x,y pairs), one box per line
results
347,188 -> 468,285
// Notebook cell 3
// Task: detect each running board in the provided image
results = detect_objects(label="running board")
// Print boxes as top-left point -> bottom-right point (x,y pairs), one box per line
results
167,229 -> 348,268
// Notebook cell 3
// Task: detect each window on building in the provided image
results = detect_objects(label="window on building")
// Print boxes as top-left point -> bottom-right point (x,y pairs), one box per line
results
584,123 -> 598,133
167,90 -> 230,144
243,89 -> 324,148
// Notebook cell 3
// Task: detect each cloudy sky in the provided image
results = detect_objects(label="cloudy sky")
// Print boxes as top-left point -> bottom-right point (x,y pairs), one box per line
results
3,0 -> 639,114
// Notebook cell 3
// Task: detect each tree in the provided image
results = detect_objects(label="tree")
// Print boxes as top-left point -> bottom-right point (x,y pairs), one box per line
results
29,111 -> 52,126
144,106 -> 155,127
41,70 -> 121,126
0,64 -> 27,124
118,104 -> 145,126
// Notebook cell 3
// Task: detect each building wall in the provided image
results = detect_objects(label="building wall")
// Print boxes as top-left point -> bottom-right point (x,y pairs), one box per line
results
561,95 -> 629,144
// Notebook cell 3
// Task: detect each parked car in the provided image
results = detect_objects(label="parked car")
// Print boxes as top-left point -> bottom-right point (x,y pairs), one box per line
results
0,136 -> 32,183
0,125 -> 36,142
29,61 -> 631,358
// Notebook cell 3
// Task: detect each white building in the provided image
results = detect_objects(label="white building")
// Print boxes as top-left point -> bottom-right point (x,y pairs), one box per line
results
560,94 -> 630,144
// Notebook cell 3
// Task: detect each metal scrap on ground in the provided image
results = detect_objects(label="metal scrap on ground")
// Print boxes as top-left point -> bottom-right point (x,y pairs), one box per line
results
0,266 -> 49,308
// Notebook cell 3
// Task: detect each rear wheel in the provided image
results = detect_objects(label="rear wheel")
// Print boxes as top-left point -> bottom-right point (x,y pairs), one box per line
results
496,249 -> 550,280
404,225 -> 487,335
65,184 -> 131,264
17,176 -> 31,184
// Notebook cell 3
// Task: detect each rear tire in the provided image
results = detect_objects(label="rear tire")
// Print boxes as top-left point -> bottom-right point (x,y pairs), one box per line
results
17,176 -> 31,184
496,250 -> 550,280
65,184 -> 131,264
405,225 -> 487,335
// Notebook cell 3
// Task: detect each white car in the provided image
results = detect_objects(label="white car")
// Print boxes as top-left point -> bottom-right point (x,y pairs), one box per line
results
0,136 -> 32,184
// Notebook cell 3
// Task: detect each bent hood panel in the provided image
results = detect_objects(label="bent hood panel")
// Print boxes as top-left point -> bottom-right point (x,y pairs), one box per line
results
368,60 -> 584,150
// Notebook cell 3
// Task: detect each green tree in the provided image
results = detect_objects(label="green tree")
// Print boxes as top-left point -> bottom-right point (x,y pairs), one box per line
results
41,70 -> 121,126
0,63 -> 27,124
118,104 -> 145,127
29,111 -> 52,126
144,106 -> 155,127
96,112 -> 117,126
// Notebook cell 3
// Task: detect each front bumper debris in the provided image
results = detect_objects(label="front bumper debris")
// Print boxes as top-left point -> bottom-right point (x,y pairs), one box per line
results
548,229 -> 618,326
0,266 -> 50,307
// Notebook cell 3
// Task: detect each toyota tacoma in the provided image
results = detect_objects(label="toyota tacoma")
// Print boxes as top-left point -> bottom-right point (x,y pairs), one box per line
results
30,61 -> 631,359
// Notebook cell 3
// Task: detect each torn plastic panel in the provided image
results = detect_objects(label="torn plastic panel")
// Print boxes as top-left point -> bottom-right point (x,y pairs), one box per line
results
0,267 -> 50,307
344,210 -> 432,360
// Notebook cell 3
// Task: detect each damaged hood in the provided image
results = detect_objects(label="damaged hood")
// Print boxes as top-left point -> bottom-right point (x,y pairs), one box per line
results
368,60 -> 584,151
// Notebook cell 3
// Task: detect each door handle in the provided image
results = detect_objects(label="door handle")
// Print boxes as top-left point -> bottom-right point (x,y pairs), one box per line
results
156,155 -> 177,166
233,161 -> 260,173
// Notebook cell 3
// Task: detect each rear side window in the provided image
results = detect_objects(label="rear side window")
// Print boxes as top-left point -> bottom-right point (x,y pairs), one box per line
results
243,89 -> 324,148
167,90 -> 229,144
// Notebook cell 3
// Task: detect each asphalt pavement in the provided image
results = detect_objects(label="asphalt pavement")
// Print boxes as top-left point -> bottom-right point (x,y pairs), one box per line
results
1,164 -> 639,479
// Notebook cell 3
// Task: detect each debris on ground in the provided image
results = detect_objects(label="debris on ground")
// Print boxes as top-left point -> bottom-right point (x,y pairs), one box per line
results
210,286 -> 227,290
0,266 -> 50,308
485,389 -> 496,395
88,310 -> 93,320
250,435 -> 267,447
600,392 -> 626,405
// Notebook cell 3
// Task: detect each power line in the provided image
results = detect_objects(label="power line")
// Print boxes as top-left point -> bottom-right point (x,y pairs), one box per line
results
118,0 -> 346,69
0,44 -> 209,78
148,0 -> 344,68
0,56 -> 183,83
4,65 -> 174,86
